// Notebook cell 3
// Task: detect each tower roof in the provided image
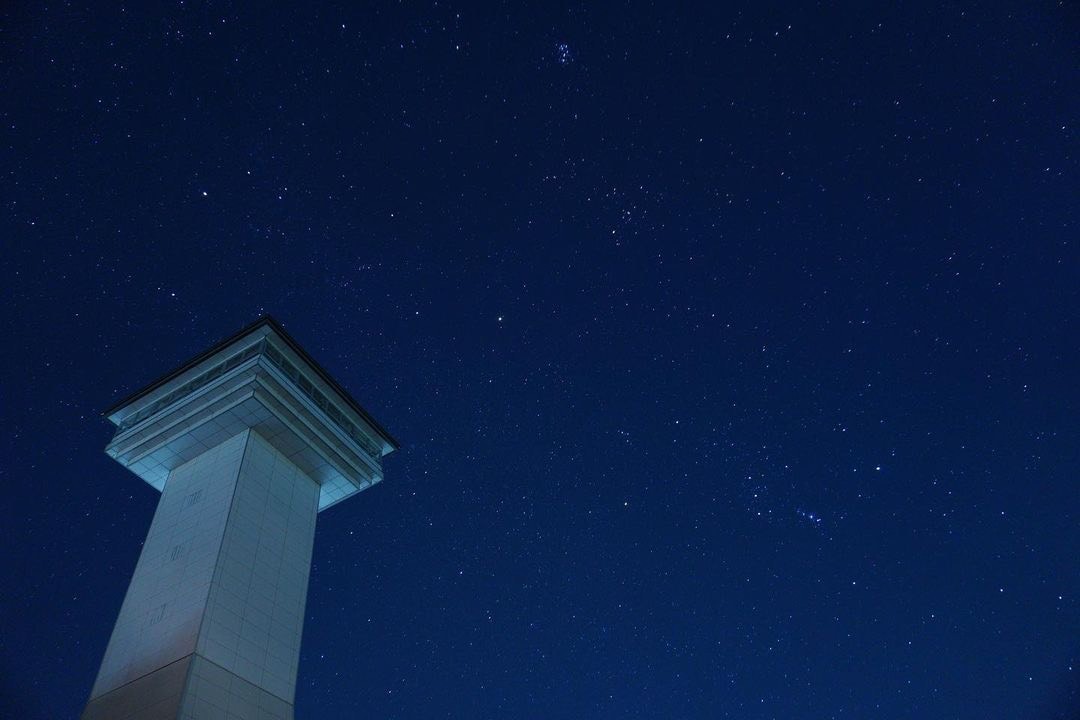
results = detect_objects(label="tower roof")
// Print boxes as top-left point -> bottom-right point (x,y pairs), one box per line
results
103,315 -> 400,450
102,315 -> 399,510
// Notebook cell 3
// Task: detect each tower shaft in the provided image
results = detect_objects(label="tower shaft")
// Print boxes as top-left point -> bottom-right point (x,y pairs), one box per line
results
83,429 -> 318,719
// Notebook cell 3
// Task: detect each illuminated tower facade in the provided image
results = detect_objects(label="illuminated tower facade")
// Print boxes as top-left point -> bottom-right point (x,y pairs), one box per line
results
82,317 -> 398,720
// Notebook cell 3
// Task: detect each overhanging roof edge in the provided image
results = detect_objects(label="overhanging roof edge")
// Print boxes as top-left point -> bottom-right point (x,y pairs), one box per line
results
100,315 -> 401,451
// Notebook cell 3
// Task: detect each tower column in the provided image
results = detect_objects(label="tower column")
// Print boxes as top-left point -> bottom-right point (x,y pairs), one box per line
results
83,429 -> 319,719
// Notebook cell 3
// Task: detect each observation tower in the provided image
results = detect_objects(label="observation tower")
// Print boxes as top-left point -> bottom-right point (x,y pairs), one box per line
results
81,316 -> 398,720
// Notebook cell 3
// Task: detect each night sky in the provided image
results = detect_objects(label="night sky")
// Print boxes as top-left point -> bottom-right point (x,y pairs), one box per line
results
1,2 -> 1078,718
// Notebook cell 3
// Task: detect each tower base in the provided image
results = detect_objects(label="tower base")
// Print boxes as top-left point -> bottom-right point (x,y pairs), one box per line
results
81,653 -> 295,720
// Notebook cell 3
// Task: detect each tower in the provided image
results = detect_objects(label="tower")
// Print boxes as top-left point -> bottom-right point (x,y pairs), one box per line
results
82,317 -> 398,720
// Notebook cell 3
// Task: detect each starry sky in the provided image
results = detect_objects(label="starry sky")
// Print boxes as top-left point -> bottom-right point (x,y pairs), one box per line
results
1,2 -> 1078,718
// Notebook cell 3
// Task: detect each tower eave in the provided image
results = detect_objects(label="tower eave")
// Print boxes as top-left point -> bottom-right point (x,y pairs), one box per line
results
103,315 -> 400,453
101,317 -> 399,511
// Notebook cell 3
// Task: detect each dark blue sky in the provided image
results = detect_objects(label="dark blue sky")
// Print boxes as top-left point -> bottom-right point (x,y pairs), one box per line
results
1,2 -> 1077,718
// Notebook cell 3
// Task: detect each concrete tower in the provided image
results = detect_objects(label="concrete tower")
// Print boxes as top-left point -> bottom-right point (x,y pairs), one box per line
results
82,317 -> 398,720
